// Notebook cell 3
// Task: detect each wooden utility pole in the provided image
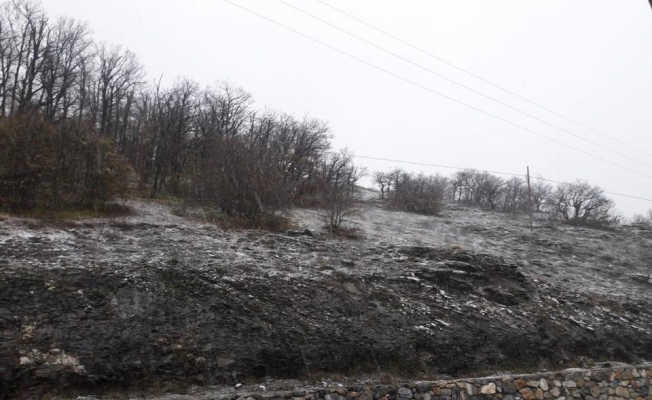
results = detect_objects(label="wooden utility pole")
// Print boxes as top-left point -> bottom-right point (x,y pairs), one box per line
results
526,166 -> 533,231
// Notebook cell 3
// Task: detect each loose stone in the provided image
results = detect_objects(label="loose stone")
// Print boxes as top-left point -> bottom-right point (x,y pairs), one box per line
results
615,387 -> 630,398
466,383 -> 477,395
540,380 -> 550,391
481,383 -> 497,395
520,388 -> 535,400
398,387 -> 413,399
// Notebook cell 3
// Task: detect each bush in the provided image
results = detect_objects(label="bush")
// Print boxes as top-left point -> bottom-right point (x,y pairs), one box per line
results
316,150 -> 365,231
631,210 -> 652,226
388,172 -> 444,216
190,135 -> 292,217
0,114 -> 130,211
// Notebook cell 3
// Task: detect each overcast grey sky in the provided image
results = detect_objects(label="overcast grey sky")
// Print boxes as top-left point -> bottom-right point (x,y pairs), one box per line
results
41,0 -> 652,216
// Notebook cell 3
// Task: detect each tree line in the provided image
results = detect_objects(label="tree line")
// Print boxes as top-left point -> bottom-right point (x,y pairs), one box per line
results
0,0 -> 633,229
0,0 -> 360,223
374,169 -> 620,227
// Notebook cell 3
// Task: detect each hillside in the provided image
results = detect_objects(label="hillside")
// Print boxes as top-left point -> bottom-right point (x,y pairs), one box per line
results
1,193 -> 652,398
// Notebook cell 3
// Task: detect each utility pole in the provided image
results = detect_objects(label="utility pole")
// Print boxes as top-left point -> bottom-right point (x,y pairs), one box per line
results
527,166 -> 533,231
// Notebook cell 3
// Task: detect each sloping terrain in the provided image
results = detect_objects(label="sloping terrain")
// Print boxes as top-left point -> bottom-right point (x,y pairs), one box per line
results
1,196 -> 652,398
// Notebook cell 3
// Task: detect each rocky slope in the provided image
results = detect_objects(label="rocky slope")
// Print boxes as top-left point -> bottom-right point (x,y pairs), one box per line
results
1,197 -> 651,398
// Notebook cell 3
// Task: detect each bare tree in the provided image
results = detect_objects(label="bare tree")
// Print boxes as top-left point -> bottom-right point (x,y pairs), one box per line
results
94,43 -> 143,137
548,180 -> 617,227
276,115 -> 332,199
530,178 -> 552,212
0,1 -> 16,116
317,149 -> 365,230
468,172 -> 503,210
39,17 -> 91,120
450,169 -> 474,203
0,0 -> 49,114
192,82 -> 253,201
501,176 -> 527,212
373,171 -> 388,199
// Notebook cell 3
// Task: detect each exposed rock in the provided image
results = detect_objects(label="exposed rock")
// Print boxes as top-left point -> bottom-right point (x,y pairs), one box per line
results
287,229 -> 315,237
341,259 -> 356,267
2,199 -> 652,396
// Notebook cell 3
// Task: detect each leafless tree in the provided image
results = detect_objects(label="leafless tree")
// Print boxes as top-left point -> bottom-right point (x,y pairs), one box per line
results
191,82 -> 252,200
93,43 -> 143,137
39,17 -> 91,120
450,169 -> 474,203
373,171 -> 388,199
547,180 -> 617,227
317,149 -> 365,230
469,172 -> 503,210
501,176 -> 527,212
0,1 -> 16,116
276,115 -> 332,199
387,172 -> 445,215
383,168 -> 404,198
0,0 -> 49,114
530,178 -> 552,212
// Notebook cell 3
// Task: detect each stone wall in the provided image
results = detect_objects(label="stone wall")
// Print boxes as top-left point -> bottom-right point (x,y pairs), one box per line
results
226,365 -> 651,400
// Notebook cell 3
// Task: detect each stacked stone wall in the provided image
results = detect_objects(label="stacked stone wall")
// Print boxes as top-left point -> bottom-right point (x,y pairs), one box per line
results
225,365 -> 651,400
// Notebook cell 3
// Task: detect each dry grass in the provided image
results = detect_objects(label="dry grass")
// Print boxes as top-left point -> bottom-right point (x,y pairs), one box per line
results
171,201 -> 294,233
3,203 -> 133,222
379,372 -> 394,384
331,226 -> 365,240
219,214 -> 294,232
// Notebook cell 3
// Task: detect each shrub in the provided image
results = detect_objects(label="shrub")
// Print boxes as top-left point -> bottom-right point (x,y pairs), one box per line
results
315,150 -> 365,231
388,172 -> 445,216
190,134 -> 292,217
0,114 -> 130,211
631,210 -> 652,225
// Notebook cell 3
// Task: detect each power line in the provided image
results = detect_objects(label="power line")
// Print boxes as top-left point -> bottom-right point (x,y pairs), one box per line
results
352,154 -> 652,203
221,0 -> 652,181
313,0 -> 652,159
353,155 -> 524,178
275,0 -> 652,169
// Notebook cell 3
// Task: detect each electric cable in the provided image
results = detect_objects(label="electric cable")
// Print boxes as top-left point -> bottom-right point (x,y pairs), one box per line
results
221,0 -> 652,181
276,0 -> 652,168
313,0 -> 652,159
351,154 -> 652,203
